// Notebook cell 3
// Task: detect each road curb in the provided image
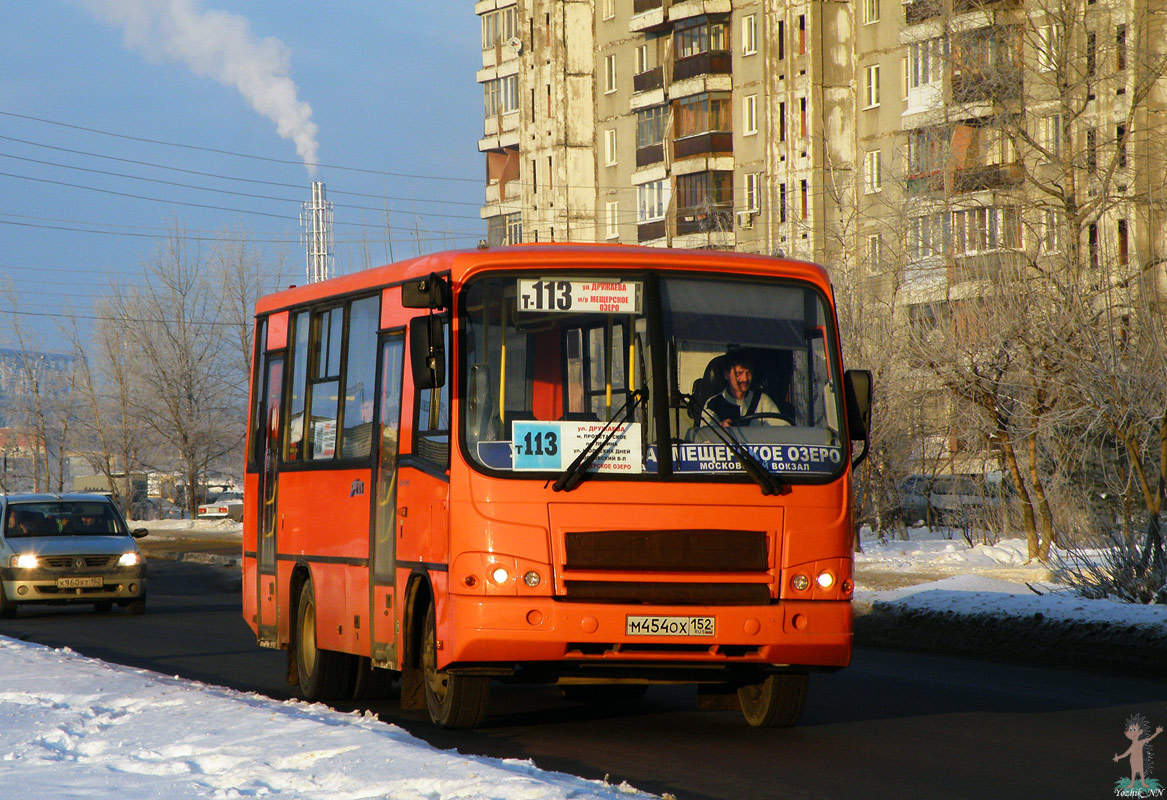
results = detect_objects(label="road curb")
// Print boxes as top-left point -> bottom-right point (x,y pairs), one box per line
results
854,601 -> 1167,677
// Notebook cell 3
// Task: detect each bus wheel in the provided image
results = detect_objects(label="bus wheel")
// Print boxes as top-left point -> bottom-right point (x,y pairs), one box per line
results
737,672 -> 808,728
352,656 -> 398,701
422,603 -> 489,728
295,580 -> 353,701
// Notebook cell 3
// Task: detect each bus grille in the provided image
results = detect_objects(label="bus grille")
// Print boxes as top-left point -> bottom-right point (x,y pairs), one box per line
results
563,581 -> 769,605
563,529 -> 767,572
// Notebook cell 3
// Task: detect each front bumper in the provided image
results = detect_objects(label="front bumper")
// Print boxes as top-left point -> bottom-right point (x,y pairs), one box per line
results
439,594 -> 852,672
1,565 -> 147,605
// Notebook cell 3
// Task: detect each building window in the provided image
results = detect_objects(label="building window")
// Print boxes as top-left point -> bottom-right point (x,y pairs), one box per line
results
484,74 -> 519,116
798,15 -> 806,55
637,105 -> 668,147
1041,208 -> 1063,254
778,101 -> 787,142
864,150 -> 882,194
743,94 -> 758,136
605,128 -> 618,166
744,172 -> 761,212
864,0 -> 880,24
777,20 -> 785,60
637,179 -> 670,222
602,0 -> 615,21
674,92 -> 732,138
505,212 -> 522,245
779,183 -> 787,223
606,202 -> 620,239
1087,127 -> 1097,172
1037,24 -> 1062,72
1118,218 -> 1128,265
636,44 -> 650,74
605,54 -> 617,94
1116,24 -> 1127,71
800,179 -> 808,219
675,16 -> 729,59
742,15 -> 757,56
951,207 -> 1020,255
864,64 -> 880,108
1038,114 -> 1063,161
1117,124 -> 1127,169
481,6 -> 517,49
867,234 -> 883,270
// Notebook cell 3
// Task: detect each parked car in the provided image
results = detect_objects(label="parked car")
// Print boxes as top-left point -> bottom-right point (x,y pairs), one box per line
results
197,491 -> 244,522
0,493 -> 148,617
900,474 -> 1001,526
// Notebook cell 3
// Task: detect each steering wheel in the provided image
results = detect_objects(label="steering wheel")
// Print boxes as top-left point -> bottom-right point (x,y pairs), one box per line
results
731,412 -> 793,427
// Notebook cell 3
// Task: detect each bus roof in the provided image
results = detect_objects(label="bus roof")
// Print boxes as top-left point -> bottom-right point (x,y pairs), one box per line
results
254,243 -> 833,315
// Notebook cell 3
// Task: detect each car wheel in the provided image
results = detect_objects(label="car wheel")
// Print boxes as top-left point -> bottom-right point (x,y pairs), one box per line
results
294,579 -> 353,701
737,672 -> 808,728
422,603 -> 489,728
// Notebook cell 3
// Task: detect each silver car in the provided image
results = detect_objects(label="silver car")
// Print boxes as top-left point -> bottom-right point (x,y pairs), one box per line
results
0,494 -> 148,617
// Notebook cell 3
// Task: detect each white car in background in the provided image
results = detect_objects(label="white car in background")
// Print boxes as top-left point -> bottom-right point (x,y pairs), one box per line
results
197,492 -> 244,522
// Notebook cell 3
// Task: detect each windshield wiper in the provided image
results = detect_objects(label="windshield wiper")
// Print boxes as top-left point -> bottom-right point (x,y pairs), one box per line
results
553,389 -> 647,492
686,396 -> 790,496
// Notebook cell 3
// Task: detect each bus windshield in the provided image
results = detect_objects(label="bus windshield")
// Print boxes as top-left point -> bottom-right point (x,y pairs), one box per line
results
461,273 -> 845,480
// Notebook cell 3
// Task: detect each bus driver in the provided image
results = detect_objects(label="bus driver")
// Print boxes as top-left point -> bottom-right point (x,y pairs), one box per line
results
704,352 -> 788,428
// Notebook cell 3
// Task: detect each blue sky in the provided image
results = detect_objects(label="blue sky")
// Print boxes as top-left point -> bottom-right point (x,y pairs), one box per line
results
0,1 -> 484,348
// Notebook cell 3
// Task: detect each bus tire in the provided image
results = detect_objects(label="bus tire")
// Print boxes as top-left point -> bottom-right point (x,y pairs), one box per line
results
422,603 -> 490,728
295,579 -> 354,701
737,672 -> 808,728
352,656 -> 398,701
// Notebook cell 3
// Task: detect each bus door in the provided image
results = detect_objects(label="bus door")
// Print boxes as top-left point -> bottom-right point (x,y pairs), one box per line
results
371,332 -> 405,667
256,356 -> 284,646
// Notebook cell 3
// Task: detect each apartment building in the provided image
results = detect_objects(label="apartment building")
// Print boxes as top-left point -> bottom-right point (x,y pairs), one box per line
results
476,0 -> 1166,288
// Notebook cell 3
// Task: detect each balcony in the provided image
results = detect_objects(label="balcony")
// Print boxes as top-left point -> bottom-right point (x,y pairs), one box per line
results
637,219 -> 668,242
951,67 -> 1022,105
633,0 -> 663,12
636,143 -> 665,167
631,0 -> 668,32
676,205 -> 733,235
952,163 -> 1024,193
904,0 -> 941,26
906,170 -> 945,195
672,51 -> 732,82
673,131 -> 733,160
633,66 -> 664,94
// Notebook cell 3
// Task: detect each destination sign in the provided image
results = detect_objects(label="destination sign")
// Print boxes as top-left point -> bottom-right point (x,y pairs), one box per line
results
517,279 -> 642,314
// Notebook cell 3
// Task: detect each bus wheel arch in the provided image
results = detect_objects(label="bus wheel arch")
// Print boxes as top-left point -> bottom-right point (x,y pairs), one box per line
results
421,601 -> 490,728
398,572 -> 432,711
291,567 -> 354,701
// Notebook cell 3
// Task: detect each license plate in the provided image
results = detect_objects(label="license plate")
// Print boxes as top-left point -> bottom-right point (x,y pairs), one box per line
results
626,615 -> 715,636
57,577 -> 103,589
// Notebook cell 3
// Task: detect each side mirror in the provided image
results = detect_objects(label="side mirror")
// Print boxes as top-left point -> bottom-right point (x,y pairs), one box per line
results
410,315 -> 446,390
844,369 -> 872,442
401,273 -> 449,309
132,528 -> 149,539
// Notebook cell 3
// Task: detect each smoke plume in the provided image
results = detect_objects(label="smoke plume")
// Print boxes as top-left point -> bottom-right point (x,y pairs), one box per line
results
84,0 -> 320,173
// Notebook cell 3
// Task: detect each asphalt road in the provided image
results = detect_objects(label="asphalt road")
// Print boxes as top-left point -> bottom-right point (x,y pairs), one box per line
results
2,557 -> 1165,800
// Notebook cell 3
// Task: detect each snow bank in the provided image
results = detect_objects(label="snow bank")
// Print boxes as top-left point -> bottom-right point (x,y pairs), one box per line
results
0,637 -> 652,800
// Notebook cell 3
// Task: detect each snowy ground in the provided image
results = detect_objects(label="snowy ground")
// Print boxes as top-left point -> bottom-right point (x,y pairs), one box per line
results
2,520 -> 1161,798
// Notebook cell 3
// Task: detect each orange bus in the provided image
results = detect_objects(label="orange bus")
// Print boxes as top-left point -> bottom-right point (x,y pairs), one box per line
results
243,243 -> 871,728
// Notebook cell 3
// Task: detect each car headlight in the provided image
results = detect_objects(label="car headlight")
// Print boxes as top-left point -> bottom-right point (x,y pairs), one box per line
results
11,554 -> 39,569
118,552 -> 141,567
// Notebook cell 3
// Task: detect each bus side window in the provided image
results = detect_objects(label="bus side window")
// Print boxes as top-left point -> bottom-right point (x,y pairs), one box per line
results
414,319 -> 450,467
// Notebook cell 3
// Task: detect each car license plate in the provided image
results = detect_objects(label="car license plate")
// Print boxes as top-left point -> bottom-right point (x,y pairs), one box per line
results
626,615 -> 715,636
57,577 -> 103,589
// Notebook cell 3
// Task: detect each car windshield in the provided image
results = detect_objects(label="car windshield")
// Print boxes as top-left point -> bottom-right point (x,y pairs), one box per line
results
461,272 -> 845,480
213,493 -> 242,503
4,502 -> 126,538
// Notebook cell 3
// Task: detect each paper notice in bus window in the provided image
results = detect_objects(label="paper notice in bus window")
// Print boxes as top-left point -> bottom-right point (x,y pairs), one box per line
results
512,420 -> 643,473
516,279 -> 642,315
312,420 -> 336,459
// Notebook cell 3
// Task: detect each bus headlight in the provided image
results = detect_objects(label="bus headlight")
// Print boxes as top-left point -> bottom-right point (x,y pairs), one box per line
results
816,571 -> 835,589
118,552 -> 141,568
491,567 -> 510,585
11,554 -> 38,569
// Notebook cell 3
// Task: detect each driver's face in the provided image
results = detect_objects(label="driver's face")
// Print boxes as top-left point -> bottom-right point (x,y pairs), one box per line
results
725,364 -> 753,399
